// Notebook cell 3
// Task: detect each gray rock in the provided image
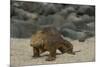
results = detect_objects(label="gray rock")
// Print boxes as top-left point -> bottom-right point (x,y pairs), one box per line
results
61,28 -> 87,40
77,6 -> 95,16
10,20 -> 38,38
87,22 -> 95,31
60,21 -> 77,31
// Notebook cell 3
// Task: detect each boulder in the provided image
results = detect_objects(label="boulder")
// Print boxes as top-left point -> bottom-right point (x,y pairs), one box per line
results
10,19 -> 38,38
61,28 -> 87,40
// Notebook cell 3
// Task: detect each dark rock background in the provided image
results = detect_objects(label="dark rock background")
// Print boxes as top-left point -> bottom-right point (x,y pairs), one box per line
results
10,1 -> 95,41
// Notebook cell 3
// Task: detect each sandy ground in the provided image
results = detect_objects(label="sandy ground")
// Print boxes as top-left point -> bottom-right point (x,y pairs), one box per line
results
10,37 -> 95,66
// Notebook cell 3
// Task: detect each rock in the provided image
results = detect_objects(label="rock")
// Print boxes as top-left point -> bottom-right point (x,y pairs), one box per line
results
52,14 -> 65,28
60,21 -> 77,31
85,22 -> 95,36
66,13 -> 82,24
10,23 -> 21,38
80,15 -> 95,23
11,20 -> 38,38
87,22 -> 95,31
57,6 -> 76,18
36,14 -> 65,27
11,7 -> 38,20
36,15 -> 54,25
77,6 -> 95,16
17,2 -> 63,15
61,28 -> 87,40
10,1 -> 95,39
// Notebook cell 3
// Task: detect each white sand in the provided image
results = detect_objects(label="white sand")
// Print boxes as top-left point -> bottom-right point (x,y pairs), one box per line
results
10,37 -> 95,66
